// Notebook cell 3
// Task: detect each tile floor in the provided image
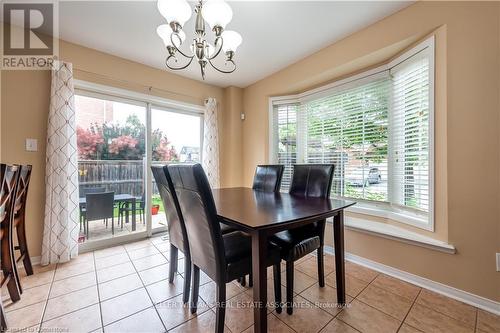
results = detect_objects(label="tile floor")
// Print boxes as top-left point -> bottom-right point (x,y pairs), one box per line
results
3,236 -> 499,333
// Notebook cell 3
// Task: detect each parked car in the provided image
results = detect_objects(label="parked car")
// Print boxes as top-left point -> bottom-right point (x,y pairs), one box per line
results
346,167 -> 382,186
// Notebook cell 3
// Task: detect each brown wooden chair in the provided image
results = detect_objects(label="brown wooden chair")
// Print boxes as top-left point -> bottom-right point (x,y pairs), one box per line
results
1,164 -> 22,304
1,300 -> 7,331
13,165 -> 33,283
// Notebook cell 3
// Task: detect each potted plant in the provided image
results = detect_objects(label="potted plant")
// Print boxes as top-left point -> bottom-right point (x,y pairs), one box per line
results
152,204 -> 160,215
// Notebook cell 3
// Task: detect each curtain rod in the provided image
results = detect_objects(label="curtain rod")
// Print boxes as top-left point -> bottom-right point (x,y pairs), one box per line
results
73,68 -> 205,103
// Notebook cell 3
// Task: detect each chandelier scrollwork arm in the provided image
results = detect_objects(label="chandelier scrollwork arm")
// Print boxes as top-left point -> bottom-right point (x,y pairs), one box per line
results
165,54 -> 195,71
208,57 -> 236,74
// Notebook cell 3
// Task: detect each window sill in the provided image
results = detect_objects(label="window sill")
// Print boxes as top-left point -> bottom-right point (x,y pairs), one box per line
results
331,216 -> 455,254
346,204 -> 433,231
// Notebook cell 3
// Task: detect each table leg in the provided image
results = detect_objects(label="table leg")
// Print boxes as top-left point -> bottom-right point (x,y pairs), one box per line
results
132,198 -> 137,232
333,210 -> 346,305
251,230 -> 268,333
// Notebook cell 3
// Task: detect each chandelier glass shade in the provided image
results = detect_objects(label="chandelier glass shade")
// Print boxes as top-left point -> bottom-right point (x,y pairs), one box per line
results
156,0 -> 242,79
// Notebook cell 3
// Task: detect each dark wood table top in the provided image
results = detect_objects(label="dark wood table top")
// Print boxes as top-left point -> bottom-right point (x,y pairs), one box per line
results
212,187 -> 355,231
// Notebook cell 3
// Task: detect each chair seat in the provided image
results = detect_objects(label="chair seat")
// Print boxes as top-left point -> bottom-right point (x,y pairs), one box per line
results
223,231 -> 281,282
270,226 -> 321,261
220,223 -> 238,234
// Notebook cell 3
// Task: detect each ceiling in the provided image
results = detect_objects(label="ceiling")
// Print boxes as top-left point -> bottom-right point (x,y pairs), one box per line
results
57,1 -> 412,88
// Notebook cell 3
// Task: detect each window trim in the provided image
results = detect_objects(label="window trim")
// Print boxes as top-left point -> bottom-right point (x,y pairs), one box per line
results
74,79 -> 205,243
269,36 -> 435,231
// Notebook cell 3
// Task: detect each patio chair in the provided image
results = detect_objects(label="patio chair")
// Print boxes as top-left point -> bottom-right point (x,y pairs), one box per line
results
118,193 -> 145,226
84,191 -> 115,238
79,186 -> 106,232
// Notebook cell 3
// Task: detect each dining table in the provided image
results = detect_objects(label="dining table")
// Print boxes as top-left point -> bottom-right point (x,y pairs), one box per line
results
212,187 -> 355,333
79,193 -> 137,231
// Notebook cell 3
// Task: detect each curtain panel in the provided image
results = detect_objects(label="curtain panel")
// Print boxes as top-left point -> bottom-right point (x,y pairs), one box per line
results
202,98 -> 220,188
41,61 -> 79,265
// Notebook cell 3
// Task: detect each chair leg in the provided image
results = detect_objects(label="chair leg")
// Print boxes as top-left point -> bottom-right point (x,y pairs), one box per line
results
169,245 -> 178,283
1,301 -> 7,331
190,264 -> 200,314
111,217 -> 114,235
317,246 -> 325,287
16,218 -> 33,276
286,260 -> 294,315
182,253 -> 191,304
215,282 -> 226,333
248,272 -> 253,287
273,264 -> 282,314
240,275 -> 246,287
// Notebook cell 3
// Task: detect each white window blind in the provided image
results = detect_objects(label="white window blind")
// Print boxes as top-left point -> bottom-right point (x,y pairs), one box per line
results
303,77 -> 390,201
274,103 -> 299,190
270,38 -> 434,228
391,52 -> 431,213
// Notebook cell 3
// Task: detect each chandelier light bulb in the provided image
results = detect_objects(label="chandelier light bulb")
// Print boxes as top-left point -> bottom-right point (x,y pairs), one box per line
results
157,0 -> 192,27
221,30 -> 242,53
157,24 -> 186,47
202,0 -> 233,30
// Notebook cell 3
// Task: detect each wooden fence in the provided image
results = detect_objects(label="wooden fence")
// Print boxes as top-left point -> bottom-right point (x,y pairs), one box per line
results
78,160 -> 166,197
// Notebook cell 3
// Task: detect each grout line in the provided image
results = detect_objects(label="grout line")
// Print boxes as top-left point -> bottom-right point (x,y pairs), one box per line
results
91,251 -> 105,333
269,312 -> 298,333
36,262 -> 58,333
396,288 -> 422,332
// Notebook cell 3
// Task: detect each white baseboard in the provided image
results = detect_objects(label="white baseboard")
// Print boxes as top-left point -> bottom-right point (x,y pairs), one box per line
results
324,246 -> 500,315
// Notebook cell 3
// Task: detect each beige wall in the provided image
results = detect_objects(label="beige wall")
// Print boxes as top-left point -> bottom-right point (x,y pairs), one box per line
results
242,1 -> 500,301
1,39 -> 229,259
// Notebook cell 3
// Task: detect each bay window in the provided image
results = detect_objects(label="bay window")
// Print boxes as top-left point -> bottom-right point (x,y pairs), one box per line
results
270,37 -> 434,229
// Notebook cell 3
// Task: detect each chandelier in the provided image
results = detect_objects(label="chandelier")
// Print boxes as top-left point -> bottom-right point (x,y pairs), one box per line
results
156,0 -> 242,79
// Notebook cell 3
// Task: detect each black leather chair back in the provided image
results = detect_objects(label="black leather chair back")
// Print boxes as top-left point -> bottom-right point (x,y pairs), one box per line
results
289,164 -> 335,198
168,163 -> 225,281
86,192 -> 114,221
151,165 -> 188,254
252,165 -> 284,192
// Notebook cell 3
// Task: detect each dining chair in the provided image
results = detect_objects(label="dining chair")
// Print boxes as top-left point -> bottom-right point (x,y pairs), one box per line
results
168,163 -> 283,333
13,165 -> 33,284
240,164 -> 285,287
85,192 -> 115,238
151,165 -> 191,304
252,164 -> 284,192
0,164 -> 22,303
270,164 -> 334,314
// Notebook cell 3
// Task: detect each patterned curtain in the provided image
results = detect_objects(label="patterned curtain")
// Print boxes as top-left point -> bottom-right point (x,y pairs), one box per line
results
41,61 -> 79,265
202,98 -> 220,188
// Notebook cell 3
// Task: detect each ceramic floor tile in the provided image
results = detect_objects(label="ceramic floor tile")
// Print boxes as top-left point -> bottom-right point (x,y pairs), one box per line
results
4,300 -> 45,330
101,288 -> 153,325
124,240 -> 153,252
337,299 -> 401,333
357,285 -> 413,320
3,282 -> 50,312
127,245 -> 160,260
104,306 -> 165,333
325,272 -> 369,298
296,256 -> 335,279
300,284 -> 353,316
169,309 -> 232,333
241,313 -> 296,333
97,262 -> 136,283
405,303 -> 474,333
223,292 -> 258,333
95,252 -> 130,270
476,309 -> 500,333
154,242 -> 171,253
99,273 -> 143,301
344,262 -> 379,283
94,245 -> 126,259
319,318 -> 360,333
20,269 -> 55,290
280,269 -> 317,294
50,271 -> 97,298
274,295 -> 333,333
55,260 -> 95,281
132,253 -> 168,271
41,304 -> 102,333
371,274 -> 421,301
199,281 -> 247,308
139,264 -> 171,286
44,285 -> 99,321
416,289 -> 476,327
397,323 -> 423,333
146,276 -> 185,304
155,293 -> 209,330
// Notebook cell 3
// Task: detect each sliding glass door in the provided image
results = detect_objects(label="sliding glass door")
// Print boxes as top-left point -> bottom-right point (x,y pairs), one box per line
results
150,107 -> 203,233
74,87 -> 204,249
